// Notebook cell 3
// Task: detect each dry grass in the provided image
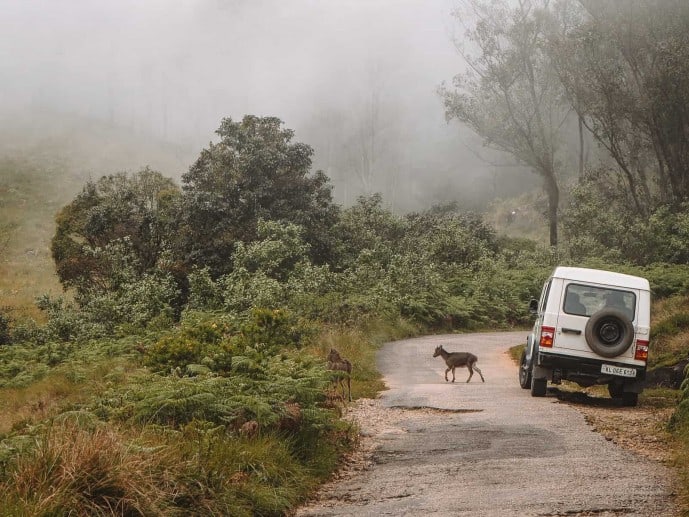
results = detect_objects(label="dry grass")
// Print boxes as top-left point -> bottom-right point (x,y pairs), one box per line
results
653,297 -> 689,322
0,156 -> 73,320
314,325 -> 388,400
0,374 -> 92,435
2,423 -> 177,516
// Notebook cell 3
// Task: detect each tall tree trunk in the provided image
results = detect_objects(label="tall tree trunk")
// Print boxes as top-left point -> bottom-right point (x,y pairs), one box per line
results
544,171 -> 559,247
578,114 -> 585,179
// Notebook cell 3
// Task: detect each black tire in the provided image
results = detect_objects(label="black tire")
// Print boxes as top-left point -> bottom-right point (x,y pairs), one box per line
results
585,308 -> 635,358
530,375 -> 547,397
608,382 -> 624,399
519,350 -> 532,389
622,392 -> 638,407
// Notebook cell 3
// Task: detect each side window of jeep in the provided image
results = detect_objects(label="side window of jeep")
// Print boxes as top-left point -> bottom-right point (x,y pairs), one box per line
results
539,280 -> 552,314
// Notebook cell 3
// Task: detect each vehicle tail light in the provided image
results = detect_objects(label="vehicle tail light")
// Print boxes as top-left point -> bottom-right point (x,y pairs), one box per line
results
634,339 -> 649,361
539,326 -> 555,348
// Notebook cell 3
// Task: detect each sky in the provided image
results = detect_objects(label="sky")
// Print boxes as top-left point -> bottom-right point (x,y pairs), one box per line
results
0,0 -> 536,211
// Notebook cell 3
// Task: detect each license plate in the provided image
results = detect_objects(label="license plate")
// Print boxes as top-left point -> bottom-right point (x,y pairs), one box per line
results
601,364 -> 637,378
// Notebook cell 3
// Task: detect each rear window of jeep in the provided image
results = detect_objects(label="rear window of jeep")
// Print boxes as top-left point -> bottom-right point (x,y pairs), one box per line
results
563,284 -> 636,320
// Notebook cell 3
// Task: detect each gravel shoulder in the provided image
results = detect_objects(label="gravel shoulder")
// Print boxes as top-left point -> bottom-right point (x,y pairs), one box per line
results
294,332 -> 679,517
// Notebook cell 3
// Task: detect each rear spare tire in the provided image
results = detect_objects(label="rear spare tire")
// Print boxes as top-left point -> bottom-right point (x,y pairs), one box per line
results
585,308 -> 634,358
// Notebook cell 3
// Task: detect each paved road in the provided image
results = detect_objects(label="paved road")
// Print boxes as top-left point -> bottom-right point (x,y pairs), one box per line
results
296,332 -> 678,517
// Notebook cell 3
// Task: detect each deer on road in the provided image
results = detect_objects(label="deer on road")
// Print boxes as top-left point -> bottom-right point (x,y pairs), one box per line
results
433,345 -> 485,383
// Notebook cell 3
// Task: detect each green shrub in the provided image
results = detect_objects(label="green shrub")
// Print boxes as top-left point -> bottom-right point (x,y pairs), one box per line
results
0,309 -> 11,345
641,264 -> 689,298
651,313 -> 689,340
187,267 -> 223,311
237,307 -> 315,353
145,317 -> 233,374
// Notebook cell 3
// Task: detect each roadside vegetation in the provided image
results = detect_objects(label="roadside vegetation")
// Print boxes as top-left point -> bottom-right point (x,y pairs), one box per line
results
1,117 -> 689,513
3,1 -> 689,514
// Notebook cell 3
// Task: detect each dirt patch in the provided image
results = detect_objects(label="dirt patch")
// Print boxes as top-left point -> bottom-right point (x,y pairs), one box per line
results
551,388 -> 676,464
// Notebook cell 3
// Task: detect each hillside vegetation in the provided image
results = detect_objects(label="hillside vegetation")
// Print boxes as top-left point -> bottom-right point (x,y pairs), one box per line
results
1,114 -> 689,514
5,0 -> 689,512
0,111 -> 194,320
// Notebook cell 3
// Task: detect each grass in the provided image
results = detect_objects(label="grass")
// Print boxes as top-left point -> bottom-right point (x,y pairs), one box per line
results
313,318 -> 420,400
1,423 -> 176,516
0,345 -> 357,516
0,156 -> 77,322
0,374 -> 86,435
0,354 -> 142,436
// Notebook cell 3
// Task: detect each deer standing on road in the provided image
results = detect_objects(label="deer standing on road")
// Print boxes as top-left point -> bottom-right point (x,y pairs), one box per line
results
433,345 -> 485,383
327,348 -> 352,402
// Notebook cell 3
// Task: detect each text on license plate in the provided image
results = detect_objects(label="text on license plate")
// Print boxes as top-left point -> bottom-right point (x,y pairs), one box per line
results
601,364 -> 637,378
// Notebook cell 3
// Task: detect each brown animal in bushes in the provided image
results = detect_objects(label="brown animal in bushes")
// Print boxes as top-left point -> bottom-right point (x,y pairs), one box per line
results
327,348 -> 352,401
433,345 -> 485,383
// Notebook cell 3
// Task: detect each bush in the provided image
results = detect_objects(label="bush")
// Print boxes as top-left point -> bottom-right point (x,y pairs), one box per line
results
651,313 -> 689,340
145,316 -> 233,374
0,309 -> 11,345
187,267 -> 222,311
237,308 -> 315,353
641,264 -> 689,298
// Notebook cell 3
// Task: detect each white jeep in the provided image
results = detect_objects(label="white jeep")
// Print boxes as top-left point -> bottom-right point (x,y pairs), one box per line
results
520,266 -> 651,406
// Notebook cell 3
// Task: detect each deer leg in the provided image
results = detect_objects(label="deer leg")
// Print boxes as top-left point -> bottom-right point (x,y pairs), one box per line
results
334,376 -> 343,400
451,366 -> 456,383
466,365 -> 474,383
346,376 -> 352,402
444,367 -> 450,382
473,364 -> 485,382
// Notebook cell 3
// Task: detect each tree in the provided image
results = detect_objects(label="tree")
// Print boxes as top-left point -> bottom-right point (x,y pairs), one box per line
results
329,193 -> 406,271
175,115 -> 339,277
551,0 -> 689,211
51,167 -> 180,294
440,0 -> 569,247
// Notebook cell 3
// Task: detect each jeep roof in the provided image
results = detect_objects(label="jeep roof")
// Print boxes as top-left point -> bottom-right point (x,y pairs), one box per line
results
551,267 -> 650,291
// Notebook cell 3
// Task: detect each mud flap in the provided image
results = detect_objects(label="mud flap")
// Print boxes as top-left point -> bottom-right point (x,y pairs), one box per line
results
623,378 -> 644,394
533,365 -> 550,380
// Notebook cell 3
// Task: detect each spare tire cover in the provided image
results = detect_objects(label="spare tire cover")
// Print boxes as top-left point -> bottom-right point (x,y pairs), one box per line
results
584,308 -> 635,358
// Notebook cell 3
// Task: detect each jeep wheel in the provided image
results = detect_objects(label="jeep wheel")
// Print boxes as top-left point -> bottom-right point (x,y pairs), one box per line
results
530,373 -> 547,397
585,308 -> 635,358
608,381 -> 624,399
622,392 -> 638,407
519,350 -> 532,389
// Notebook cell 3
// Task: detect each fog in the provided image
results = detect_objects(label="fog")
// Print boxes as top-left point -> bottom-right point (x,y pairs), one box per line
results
1,0 -> 536,212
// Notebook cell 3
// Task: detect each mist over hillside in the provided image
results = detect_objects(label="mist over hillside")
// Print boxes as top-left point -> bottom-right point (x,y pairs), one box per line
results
1,0 -> 538,213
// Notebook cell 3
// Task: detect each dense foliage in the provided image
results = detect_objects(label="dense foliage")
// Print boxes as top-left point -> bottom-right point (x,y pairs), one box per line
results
51,167 -> 180,294
175,115 -> 340,277
6,10 -> 689,504
0,115 -> 567,515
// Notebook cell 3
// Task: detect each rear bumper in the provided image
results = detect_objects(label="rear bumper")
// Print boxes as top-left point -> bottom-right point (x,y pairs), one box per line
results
537,351 -> 646,382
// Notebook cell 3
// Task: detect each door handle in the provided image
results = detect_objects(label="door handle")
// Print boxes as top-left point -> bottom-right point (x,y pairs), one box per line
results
561,327 -> 582,335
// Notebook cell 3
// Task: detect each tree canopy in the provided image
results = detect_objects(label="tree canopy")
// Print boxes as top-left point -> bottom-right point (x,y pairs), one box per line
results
174,115 -> 339,277
51,167 -> 179,294
440,0 -> 568,247
552,0 -> 689,212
